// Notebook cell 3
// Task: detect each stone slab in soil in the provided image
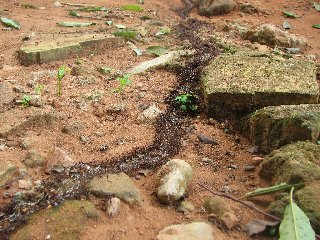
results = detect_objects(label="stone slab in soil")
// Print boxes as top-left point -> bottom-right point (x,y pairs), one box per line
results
87,172 -> 143,205
0,161 -> 17,187
260,141 -> 320,183
199,0 -> 236,16
19,33 -> 124,66
11,200 -> 100,240
156,222 -> 215,240
201,51 -> 319,116
244,104 -> 320,153
0,108 -> 56,138
244,24 -> 308,50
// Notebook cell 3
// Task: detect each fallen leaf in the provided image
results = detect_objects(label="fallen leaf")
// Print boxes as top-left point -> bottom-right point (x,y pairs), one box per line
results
279,188 -> 315,240
283,11 -> 299,18
146,46 -> 169,56
58,22 -> 96,27
312,24 -> 320,29
245,219 -> 279,236
115,24 -> 126,29
1,17 -> 21,29
69,11 -> 80,17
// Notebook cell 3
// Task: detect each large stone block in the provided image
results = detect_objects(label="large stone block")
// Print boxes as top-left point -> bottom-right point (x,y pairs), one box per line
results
260,141 -> 320,184
244,104 -> 320,153
19,33 -> 124,66
201,51 -> 319,117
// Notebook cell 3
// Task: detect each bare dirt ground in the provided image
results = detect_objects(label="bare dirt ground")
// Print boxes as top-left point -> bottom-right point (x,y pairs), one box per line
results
0,0 -> 319,239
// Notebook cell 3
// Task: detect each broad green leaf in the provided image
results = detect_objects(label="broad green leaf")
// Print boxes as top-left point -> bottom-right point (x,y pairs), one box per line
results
115,24 -> 126,29
279,188 -> 315,240
283,11 -> 299,18
314,3 -> 320,11
0,17 -> 21,29
313,24 -> 320,29
69,11 -> 80,17
78,6 -> 108,12
58,22 -> 96,27
244,183 -> 304,198
146,46 -> 169,56
113,30 -> 136,39
121,5 -> 144,12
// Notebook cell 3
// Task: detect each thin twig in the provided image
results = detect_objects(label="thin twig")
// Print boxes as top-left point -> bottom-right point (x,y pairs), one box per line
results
197,182 -> 320,240
59,2 -> 96,7
198,182 -> 281,221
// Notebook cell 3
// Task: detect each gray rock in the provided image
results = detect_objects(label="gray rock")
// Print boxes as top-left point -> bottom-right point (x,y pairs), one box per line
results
201,51 -> 318,117
19,33 -> 124,66
45,147 -> 74,173
177,200 -> 195,213
127,50 -> 194,75
18,179 -> 33,190
138,104 -> 163,123
244,24 -> 308,51
0,109 -> 56,138
244,104 -> 320,153
87,172 -> 143,205
156,222 -> 215,240
0,82 -> 15,109
106,197 -> 121,217
204,197 -> 238,230
157,159 -> 193,204
29,95 -> 44,107
260,141 -> 320,183
23,150 -> 45,168
199,0 -> 236,16
62,121 -> 85,136
0,161 -> 17,187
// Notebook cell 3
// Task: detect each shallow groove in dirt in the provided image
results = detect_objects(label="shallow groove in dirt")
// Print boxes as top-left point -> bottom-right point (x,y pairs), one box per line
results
0,19 -> 218,239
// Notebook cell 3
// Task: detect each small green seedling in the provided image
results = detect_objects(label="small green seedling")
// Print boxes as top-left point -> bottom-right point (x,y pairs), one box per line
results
57,66 -> 69,96
113,74 -> 132,93
16,95 -> 32,107
34,84 -> 45,95
175,93 -> 198,112
99,66 -> 113,75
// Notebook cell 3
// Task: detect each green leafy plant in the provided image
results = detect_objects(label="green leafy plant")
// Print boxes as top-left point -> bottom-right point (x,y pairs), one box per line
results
69,10 -> 81,17
121,5 -> 144,12
16,95 -> 32,107
57,66 -> 69,96
78,6 -> 109,12
175,93 -> 198,111
283,11 -> 299,18
113,74 -> 132,93
34,84 -> 45,95
1,17 -> 21,29
113,30 -> 136,39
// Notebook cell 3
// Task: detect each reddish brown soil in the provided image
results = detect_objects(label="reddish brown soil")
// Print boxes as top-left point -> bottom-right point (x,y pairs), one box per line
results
0,0 -> 319,239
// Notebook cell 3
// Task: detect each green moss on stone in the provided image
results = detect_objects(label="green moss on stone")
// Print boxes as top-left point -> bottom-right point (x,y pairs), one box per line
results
11,200 -> 99,240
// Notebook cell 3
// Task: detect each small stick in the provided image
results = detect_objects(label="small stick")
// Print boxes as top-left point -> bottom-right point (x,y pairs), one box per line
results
197,182 -> 320,240
59,2 -> 96,7
197,182 -> 281,221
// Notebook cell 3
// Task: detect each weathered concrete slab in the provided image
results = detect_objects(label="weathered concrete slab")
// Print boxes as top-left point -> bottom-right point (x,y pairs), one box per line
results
260,141 -> 320,184
19,33 -> 124,66
201,51 -> 319,116
244,104 -> 320,153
